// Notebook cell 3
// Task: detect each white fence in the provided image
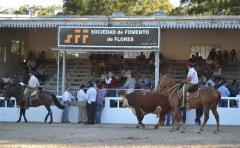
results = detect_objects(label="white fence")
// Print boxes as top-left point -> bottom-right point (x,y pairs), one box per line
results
0,96 -> 240,125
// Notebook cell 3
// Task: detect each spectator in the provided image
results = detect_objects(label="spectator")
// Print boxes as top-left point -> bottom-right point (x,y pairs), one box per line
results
37,51 -> 46,64
230,49 -> 237,62
96,83 -> 105,124
208,48 -> 217,60
218,81 -> 230,107
166,112 -> 173,126
213,64 -> 222,78
223,50 -> 229,63
105,72 -> 117,97
2,73 -> 10,87
61,86 -> 74,123
77,84 -> 87,123
123,72 -> 136,94
205,76 -> 215,88
26,57 -> 37,71
36,64 -> 47,82
228,80 -> 240,97
85,82 -> 97,125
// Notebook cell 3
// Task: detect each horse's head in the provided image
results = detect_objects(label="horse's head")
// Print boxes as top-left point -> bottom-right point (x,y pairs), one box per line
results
158,74 -> 168,93
119,90 -> 129,108
3,84 -> 15,102
3,82 -> 24,102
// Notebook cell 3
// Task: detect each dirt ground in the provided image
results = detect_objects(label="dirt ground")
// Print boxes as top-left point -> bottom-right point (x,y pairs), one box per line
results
0,122 -> 240,148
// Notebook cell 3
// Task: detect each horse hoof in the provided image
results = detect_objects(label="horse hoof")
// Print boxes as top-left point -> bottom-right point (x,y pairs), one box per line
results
154,126 -> 159,129
169,129 -> 174,132
16,120 -> 20,123
180,130 -> 185,133
136,125 -> 140,128
25,121 -> 28,123
213,130 -> 218,134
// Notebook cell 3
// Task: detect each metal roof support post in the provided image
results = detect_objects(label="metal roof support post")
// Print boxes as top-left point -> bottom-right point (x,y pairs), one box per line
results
57,51 -> 60,96
61,51 -> 66,94
155,49 -> 160,91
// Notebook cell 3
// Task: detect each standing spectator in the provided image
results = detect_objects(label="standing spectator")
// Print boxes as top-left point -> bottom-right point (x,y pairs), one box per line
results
230,49 -> 237,62
37,51 -> 46,64
77,84 -> 87,123
166,112 -> 172,126
218,82 -> 230,107
61,86 -> 74,123
26,57 -> 37,71
96,83 -> 105,124
85,82 -> 97,125
105,72 -> 117,97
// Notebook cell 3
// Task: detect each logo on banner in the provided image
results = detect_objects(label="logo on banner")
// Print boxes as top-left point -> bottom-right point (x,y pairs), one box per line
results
64,29 -> 89,44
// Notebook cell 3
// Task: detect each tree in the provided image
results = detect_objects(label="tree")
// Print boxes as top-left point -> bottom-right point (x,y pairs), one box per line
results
178,0 -> 240,15
63,0 -> 173,15
12,5 -> 63,16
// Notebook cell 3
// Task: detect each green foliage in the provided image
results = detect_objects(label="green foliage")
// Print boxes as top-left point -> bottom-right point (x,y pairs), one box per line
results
13,5 -> 63,16
63,0 -> 173,15
177,0 -> 240,15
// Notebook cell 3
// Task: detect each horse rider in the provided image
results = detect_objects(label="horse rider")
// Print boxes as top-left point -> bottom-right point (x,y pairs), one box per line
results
23,71 -> 40,106
181,62 -> 199,107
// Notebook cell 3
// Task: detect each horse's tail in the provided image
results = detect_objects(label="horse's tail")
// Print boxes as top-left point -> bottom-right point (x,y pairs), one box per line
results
52,94 -> 65,109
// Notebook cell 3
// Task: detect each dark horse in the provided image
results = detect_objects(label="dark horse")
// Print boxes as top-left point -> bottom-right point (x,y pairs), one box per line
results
4,82 -> 65,123
157,75 -> 221,133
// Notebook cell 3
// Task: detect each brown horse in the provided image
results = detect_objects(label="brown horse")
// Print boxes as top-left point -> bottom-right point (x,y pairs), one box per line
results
157,75 -> 221,133
4,82 -> 65,123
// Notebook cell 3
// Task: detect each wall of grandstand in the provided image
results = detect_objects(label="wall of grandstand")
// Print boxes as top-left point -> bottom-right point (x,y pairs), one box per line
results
161,29 -> 240,60
0,96 -> 239,125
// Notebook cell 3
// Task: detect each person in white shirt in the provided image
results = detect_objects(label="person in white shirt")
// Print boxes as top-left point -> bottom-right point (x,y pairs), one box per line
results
85,82 -> 97,125
218,82 -> 230,107
61,86 -> 74,123
181,62 -> 199,98
23,71 -> 40,104
77,84 -> 87,123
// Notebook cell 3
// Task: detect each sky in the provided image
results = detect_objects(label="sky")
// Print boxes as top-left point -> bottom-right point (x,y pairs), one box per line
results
0,0 -> 180,10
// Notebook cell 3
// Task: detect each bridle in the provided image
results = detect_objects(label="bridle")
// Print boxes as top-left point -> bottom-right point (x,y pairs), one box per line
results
158,76 -> 183,98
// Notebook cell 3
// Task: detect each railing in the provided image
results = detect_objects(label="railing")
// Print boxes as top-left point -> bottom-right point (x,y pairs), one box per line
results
0,97 -> 17,108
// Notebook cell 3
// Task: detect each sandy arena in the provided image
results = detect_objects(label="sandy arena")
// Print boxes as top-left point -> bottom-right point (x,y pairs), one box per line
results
0,122 -> 240,148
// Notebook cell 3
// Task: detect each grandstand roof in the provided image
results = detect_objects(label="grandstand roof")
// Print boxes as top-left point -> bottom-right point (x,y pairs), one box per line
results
0,15 -> 240,29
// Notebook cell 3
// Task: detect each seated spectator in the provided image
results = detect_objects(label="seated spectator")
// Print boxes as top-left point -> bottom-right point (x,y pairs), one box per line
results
36,65 -> 47,82
213,64 -> 222,78
205,76 -> 215,88
2,73 -> 10,87
223,50 -> 229,63
228,80 -> 240,97
26,57 -> 37,71
208,48 -> 217,60
123,72 -> 136,94
230,49 -> 237,62
37,51 -> 46,64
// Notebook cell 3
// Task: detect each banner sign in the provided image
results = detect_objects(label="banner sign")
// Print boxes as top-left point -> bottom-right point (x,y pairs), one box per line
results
58,27 -> 159,48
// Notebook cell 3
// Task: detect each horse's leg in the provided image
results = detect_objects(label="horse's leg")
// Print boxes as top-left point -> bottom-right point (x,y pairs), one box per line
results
170,111 -> 179,132
44,105 -> 52,124
17,108 -> 22,123
155,112 -> 165,129
22,108 -> 28,123
211,106 -> 220,132
136,110 -> 145,129
199,108 -> 210,133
